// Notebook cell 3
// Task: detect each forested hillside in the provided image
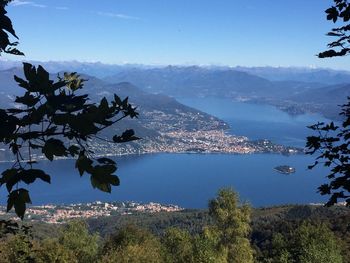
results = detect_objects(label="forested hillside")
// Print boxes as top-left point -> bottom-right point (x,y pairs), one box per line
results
1,192 -> 348,263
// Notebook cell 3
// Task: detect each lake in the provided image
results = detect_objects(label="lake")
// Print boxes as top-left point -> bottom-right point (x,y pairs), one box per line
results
178,97 -> 330,148
0,98 -> 331,208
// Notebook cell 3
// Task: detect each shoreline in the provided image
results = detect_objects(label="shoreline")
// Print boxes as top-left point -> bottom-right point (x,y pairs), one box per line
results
0,148 -> 304,164
1,200 -> 347,224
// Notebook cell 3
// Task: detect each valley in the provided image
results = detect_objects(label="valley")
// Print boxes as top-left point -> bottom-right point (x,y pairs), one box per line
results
0,66 -> 301,161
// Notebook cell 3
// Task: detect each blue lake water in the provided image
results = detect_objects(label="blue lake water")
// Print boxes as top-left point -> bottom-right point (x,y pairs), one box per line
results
0,98 -> 332,208
178,98 -> 330,148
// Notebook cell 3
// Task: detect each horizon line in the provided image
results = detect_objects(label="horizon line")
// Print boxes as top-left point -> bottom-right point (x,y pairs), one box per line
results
1,58 -> 350,72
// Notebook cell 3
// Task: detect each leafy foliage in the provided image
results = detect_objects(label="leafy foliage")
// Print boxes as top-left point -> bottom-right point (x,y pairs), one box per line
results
0,220 -> 98,263
208,188 -> 254,263
100,224 -> 165,263
97,189 -> 254,263
306,0 -> 350,206
269,222 -> 343,263
319,0 -> 350,58
0,2 -> 139,219
0,0 -> 24,56
0,63 -> 138,219
58,220 -> 99,263
306,98 -> 350,206
162,228 -> 194,263
33,238 -> 77,263
0,223 -> 34,263
0,202 -> 349,263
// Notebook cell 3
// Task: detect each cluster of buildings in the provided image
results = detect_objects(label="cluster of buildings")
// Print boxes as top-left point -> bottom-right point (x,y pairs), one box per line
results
141,109 -> 227,133
0,103 -> 300,160
0,128 -> 299,163
86,129 -> 298,156
164,130 -> 254,154
0,201 -> 183,224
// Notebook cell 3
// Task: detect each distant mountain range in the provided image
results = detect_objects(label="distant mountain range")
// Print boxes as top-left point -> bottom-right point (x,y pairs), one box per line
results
0,65 -> 302,160
1,60 -> 350,83
0,68 -> 234,159
0,68 -> 227,135
103,66 -> 349,119
235,66 -> 350,84
103,66 -> 327,99
0,61 -> 349,120
0,60 -> 153,78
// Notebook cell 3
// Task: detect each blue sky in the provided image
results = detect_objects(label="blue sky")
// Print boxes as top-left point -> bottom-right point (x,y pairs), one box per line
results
3,0 -> 349,69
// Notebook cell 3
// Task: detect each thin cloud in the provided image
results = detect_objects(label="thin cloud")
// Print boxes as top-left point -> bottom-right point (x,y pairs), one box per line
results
10,0 -> 46,8
97,11 -> 139,20
31,3 -> 46,8
9,0 -> 31,6
55,6 -> 69,10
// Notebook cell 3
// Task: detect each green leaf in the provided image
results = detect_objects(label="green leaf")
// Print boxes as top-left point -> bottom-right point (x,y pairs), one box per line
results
37,65 -> 49,82
70,115 -> 99,135
0,112 -> 18,141
13,75 -> 28,89
75,153 -> 93,176
52,80 -> 67,91
7,189 -> 32,220
99,97 -> 109,112
90,175 -> 111,193
0,168 -> 18,184
15,92 -> 40,107
42,138 -> 67,161
1,168 -> 19,192
90,163 -> 119,193
63,72 -> 85,91
23,63 -> 36,81
1,10 -> 18,38
326,6 -> 339,22
113,129 -> 139,143
108,174 -> 120,186
20,169 -> 51,184
94,164 -> 116,176
90,173 -> 120,193
68,145 -> 80,156
1,168 -> 51,192
52,113 -> 71,126
0,5 -> 24,56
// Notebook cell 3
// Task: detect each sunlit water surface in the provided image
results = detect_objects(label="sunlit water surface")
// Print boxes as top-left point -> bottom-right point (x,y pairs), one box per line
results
0,98 -> 331,208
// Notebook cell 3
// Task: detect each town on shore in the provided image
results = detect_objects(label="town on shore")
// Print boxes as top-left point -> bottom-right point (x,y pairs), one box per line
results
0,129 -> 301,162
0,201 -> 183,224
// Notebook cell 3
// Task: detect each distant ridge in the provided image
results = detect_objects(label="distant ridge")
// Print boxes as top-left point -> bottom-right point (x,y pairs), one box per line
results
0,62 -> 348,119
1,60 -> 350,83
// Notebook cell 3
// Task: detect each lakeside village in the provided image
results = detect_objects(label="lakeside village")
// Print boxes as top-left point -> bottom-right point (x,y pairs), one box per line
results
1,200 -> 347,224
0,201 -> 183,224
0,106 -> 301,161
0,130 -> 300,162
